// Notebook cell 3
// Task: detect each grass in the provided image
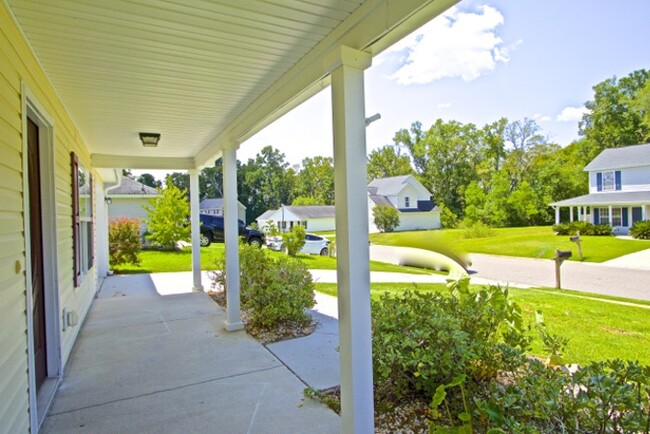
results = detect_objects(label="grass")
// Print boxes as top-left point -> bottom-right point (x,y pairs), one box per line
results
314,282 -> 650,366
112,243 -> 434,275
369,226 -> 650,262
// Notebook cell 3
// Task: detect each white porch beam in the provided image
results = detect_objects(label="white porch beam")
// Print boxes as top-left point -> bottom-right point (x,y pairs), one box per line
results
189,169 -> 203,292
330,46 -> 374,434
92,154 -> 195,170
223,147 -> 244,331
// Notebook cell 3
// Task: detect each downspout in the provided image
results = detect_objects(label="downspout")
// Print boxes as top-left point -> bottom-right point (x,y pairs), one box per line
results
98,170 -> 123,279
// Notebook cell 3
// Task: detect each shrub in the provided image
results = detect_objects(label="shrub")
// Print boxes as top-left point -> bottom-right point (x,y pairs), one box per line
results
460,221 -> 495,238
212,244 -> 315,330
438,203 -> 458,229
108,218 -> 141,266
630,220 -> 650,239
373,204 -> 400,232
282,225 -> 306,256
552,221 -> 613,236
143,179 -> 190,250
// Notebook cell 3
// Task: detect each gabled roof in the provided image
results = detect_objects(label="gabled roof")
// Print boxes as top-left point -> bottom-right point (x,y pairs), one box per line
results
368,175 -> 413,196
584,143 -> 650,171
284,206 -> 336,219
368,195 -> 393,207
256,210 -> 276,221
108,177 -> 158,196
200,198 -> 246,209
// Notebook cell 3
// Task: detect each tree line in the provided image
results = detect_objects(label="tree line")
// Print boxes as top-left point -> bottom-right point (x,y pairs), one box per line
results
133,68 -> 650,227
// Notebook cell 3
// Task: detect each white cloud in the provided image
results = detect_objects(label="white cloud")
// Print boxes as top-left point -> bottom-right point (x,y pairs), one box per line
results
437,102 -> 452,108
381,5 -> 519,85
532,113 -> 551,122
556,106 -> 588,122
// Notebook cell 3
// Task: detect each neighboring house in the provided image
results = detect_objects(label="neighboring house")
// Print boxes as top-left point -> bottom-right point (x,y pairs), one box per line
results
256,175 -> 441,233
107,177 -> 159,233
200,198 -> 246,222
367,175 -> 441,232
550,143 -> 650,234
257,205 -> 336,232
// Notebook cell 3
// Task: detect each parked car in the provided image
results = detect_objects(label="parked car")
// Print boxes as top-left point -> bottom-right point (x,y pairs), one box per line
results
199,214 -> 265,247
266,233 -> 331,256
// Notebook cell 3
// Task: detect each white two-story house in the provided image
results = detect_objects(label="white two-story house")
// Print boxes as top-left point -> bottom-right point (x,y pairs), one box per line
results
550,143 -> 650,234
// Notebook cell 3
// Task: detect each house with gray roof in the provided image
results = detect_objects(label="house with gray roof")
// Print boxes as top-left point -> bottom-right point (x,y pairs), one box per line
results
106,177 -> 159,233
256,175 -> 440,233
550,143 -> 650,234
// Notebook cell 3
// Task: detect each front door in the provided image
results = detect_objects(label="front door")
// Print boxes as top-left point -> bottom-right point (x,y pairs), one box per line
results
632,207 -> 643,224
28,118 -> 47,390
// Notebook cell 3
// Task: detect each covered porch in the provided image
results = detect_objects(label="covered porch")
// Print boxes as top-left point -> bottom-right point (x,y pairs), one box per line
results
43,273 -> 339,433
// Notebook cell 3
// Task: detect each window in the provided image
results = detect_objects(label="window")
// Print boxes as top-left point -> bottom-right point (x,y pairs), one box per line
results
598,207 -> 610,225
72,152 -> 93,287
611,207 -> 622,227
602,171 -> 615,191
404,197 -> 410,207
301,220 -> 308,229
598,207 -> 622,226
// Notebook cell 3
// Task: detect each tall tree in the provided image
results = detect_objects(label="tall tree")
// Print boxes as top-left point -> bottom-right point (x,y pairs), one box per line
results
579,69 -> 650,154
143,177 -> 191,250
394,119 -> 481,216
367,145 -> 414,182
294,156 -> 335,205
199,161 -> 223,201
137,173 -> 162,189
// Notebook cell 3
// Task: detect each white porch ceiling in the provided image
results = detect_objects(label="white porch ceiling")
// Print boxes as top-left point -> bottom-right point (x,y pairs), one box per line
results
6,0 -> 458,170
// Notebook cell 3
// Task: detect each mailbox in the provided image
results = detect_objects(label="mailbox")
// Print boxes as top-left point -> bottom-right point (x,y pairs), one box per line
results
569,235 -> 580,242
556,250 -> 572,259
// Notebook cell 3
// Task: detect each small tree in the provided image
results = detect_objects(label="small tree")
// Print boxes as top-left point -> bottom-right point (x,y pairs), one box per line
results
282,225 -> 306,256
143,179 -> 191,250
373,205 -> 400,232
108,218 -> 141,266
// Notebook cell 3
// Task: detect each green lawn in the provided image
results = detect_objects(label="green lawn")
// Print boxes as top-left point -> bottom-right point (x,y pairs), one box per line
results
370,226 -> 650,262
315,282 -> 650,365
112,243 -> 433,275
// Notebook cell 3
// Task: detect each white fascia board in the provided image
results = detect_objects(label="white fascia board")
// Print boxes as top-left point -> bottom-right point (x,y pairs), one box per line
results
194,0 -> 460,167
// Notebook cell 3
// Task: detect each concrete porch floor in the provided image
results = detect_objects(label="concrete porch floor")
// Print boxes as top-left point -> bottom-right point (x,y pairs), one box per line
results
42,274 -> 340,433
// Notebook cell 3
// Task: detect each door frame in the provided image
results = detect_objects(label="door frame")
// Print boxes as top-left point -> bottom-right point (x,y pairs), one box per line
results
22,83 -> 61,431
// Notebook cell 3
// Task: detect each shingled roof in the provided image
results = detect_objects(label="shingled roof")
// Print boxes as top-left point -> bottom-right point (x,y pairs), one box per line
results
584,143 -> 650,171
108,177 -> 158,195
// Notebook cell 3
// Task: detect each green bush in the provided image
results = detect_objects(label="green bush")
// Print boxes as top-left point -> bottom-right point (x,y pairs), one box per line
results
630,220 -> 650,239
373,204 -> 400,232
282,225 -> 306,256
460,221 -> 495,239
143,179 -> 190,250
213,244 -> 315,330
552,221 -> 613,236
438,203 -> 458,229
108,218 -> 141,266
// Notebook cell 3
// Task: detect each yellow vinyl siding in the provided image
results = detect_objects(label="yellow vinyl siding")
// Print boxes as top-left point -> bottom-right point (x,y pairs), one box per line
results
0,3 -> 100,431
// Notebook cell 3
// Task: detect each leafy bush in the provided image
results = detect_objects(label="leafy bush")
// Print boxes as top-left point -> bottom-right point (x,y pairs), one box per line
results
460,221 -> 495,238
108,218 -> 142,266
630,220 -> 650,239
439,203 -> 458,229
373,204 -> 400,233
212,244 -> 315,330
143,179 -> 190,250
282,225 -> 306,256
553,221 -> 613,236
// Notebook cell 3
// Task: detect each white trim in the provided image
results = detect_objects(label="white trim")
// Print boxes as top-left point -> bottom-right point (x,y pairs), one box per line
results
22,83 -> 62,433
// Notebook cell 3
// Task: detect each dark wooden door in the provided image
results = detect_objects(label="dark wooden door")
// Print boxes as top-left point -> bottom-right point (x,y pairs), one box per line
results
28,118 -> 47,390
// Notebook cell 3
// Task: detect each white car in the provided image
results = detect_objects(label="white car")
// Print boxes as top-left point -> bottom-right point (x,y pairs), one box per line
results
266,233 -> 331,256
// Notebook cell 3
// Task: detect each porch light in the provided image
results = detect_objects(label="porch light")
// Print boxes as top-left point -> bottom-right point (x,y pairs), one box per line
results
139,132 -> 161,147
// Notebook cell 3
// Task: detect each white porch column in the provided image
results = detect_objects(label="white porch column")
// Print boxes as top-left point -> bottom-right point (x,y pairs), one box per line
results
329,46 -> 374,434
578,206 -> 582,222
223,146 -> 244,331
554,207 -> 560,225
189,169 -> 203,291
609,205 -> 613,226
569,206 -> 574,222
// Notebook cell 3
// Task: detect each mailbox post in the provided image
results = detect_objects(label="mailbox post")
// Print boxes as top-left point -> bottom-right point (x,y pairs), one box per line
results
569,231 -> 582,260
554,249 -> 572,289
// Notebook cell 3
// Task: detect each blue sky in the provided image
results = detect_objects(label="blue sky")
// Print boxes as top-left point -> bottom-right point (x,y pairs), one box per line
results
239,0 -> 650,166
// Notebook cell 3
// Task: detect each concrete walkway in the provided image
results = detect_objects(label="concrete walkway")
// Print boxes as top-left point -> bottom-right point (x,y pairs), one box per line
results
43,274 -> 339,434
602,247 -> 650,270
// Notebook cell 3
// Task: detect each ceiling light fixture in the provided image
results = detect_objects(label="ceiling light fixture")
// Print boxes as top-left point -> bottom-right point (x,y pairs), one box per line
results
139,132 -> 161,147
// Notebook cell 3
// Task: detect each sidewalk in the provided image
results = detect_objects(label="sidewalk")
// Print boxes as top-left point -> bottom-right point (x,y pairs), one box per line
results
43,274 -> 339,434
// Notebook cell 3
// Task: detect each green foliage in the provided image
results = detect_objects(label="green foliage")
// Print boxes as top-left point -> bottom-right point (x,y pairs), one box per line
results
373,204 -> 400,233
462,181 -> 486,225
552,221 -> 613,236
439,203 -> 458,229
282,225 -> 306,256
294,156 -> 335,205
367,145 -> 414,182
292,195 -> 321,206
108,218 -> 142,266
136,173 -> 162,188
143,178 -> 191,250
213,244 -> 315,330
630,220 -> 650,239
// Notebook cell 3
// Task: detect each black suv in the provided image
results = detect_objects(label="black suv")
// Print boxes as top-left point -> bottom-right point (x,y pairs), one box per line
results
199,214 -> 265,247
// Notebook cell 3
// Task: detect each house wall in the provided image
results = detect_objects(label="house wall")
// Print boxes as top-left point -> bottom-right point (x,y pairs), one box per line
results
397,212 -> 441,232
589,167 -> 650,193
0,5 -> 98,431
304,217 -> 336,232
201,203 -> 246,221
108,197 -> 153,233
396,184 -> 421,209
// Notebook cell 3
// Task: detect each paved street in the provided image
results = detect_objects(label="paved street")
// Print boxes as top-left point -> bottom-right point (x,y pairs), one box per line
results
468,253 -> 650,301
